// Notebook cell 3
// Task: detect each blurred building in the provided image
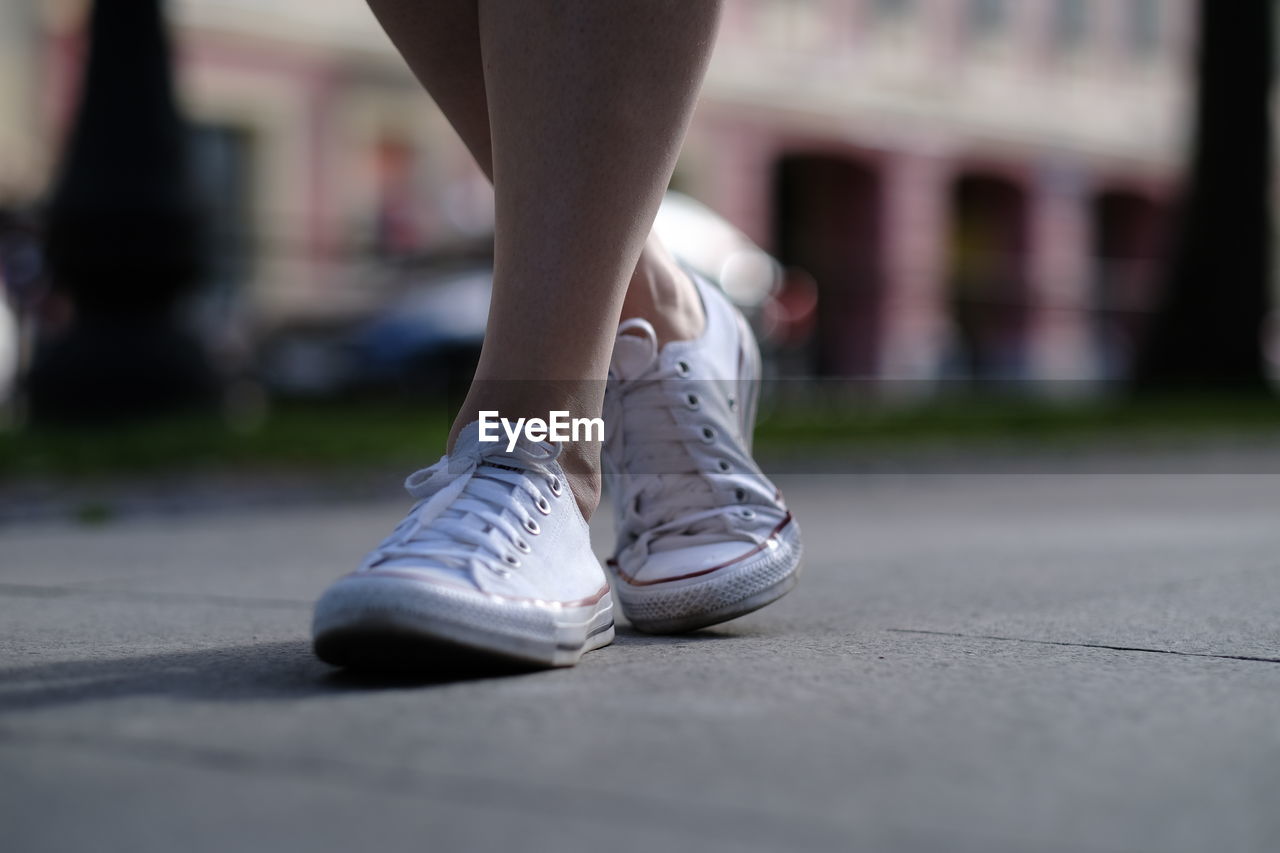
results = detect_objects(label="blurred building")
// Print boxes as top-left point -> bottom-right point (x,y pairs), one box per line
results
4,0 -> 1202,388
8,0 -> 495,330
686,0 -> 1194,387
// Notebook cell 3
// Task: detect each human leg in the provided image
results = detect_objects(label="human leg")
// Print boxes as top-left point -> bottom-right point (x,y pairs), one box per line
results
313,1 -> 721,668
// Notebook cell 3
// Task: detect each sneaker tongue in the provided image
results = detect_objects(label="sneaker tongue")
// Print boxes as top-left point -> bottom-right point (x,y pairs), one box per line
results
612,319 -> 659,380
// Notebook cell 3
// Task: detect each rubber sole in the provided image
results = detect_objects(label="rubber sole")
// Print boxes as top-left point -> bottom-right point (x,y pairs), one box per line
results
614,520 -> 802,635
312,574 -> 615,670
625,568 -> 800,635
314,621 -> 616,673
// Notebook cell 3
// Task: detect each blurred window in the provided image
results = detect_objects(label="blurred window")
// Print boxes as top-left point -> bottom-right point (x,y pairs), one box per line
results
1051,0 -> 1090,52
757,0 -> 825,53
872,0 -> 915,25
968,0 -> 1009,40
1126,0 -> 1162,56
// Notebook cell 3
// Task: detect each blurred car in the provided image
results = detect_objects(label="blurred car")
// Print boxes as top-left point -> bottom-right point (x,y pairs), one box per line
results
0,297 -> 16,406
259,193 -> 786,399
652,191 -> 782,314
258,263 -> 490,399
0,209 -> 45,409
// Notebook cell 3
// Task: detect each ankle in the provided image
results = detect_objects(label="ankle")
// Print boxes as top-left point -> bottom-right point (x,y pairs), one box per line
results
622,238 -> 705,345
559,444 -> 602,520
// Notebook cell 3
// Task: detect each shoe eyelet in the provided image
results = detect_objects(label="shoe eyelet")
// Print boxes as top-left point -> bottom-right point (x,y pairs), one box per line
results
718,460 -> 732,472
548,477 -> 563,497
728,396 -> 737,411
535,496 -> 552,515
700,426 -> 716,444
675,360 -> 691,377
685,393 -> 700,410
504,554 -> 521,567
734,488 -> 747,503
738,508 -> 756,520
524,518 -> 541,535
514,538 -> 532,554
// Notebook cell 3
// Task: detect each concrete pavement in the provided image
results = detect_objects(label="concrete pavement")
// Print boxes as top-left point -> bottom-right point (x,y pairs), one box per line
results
2,451 -> 1280,852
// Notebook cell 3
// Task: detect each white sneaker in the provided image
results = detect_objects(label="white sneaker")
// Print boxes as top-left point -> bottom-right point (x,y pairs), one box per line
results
603,271 -> 802,633
312,422 -> 614,668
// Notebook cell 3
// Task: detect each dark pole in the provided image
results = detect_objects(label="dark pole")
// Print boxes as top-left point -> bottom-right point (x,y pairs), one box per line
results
26,0 -> 215,422
1134,0 -> 1274,393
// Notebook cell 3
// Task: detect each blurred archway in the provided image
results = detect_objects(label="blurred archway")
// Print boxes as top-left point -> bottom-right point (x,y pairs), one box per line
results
1091,190 -> 1167,382
946,174 -> 1030,383
771,154 -> 884,378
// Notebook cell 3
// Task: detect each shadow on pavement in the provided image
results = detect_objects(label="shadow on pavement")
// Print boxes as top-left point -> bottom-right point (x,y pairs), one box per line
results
613,624 -> 759,644
0,625 -> 764,714
0,640 -> 544,714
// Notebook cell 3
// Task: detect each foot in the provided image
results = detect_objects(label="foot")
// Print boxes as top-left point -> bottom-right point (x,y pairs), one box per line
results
312,422 -> 615,669
603,271 -> 802,634
620,236 -> 706,346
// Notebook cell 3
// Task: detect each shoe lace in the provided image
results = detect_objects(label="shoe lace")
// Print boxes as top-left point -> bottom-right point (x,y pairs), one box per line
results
362,431 -> 561,578
607,321 -> 754,555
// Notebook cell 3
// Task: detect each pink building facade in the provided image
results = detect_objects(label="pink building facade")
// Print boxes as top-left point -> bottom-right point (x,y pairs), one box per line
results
684,0 -> 1193,386
10,0 -> 1200,387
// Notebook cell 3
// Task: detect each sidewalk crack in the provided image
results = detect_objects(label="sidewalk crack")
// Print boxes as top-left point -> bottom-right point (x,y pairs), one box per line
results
887,628 -> 1280,665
